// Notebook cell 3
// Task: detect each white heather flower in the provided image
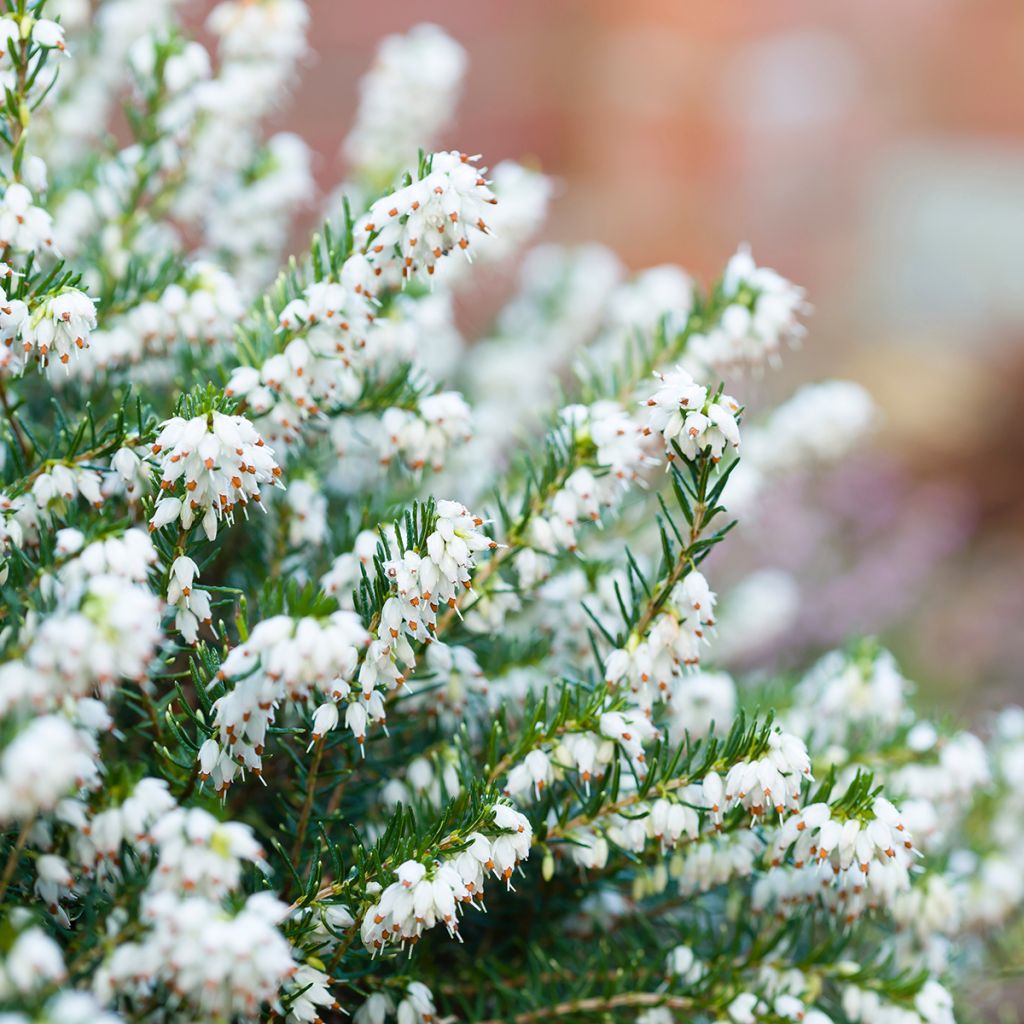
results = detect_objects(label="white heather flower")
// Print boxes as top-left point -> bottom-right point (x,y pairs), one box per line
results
723,730 -> 811,818
557,732 -> 615,793
0,716 -> 97,822
505,748 -> 554,801
599,709 -> 660,774
31,463 -> 104,511
206,611 -> 368,785
149,807 -> 266,899
436,160 -> 553,283
166,554 -> 212,644
310,701 -> 339,743
344,23 -> 466,179
0,183 -> 55,255
43,991 -> 123,1024
914,980 -> 955,1024
471,160 -> 552,265
644,367 -> 740,462
743,380 -> 877,474
414,641 -> 487,720
285,479 -> 327,547
665,944 -> 706,984
789,649 -> 910,747
101,891 -> 297,1020
892,874 -> 959,943
360,804 -> 531,951
149,410 -> 282,540
378,511 -> 482,629
226,256 -> 378,450
26,572 -> 163,697
57,528 -> 158,587
35,854 -> 74,920
566,827 -> 609,870
377,392 -> 472,474
0,927 -> 67,995
320,528 -> 382,606
603,571 -> 718,710
20,290 -> 98,369
72,777 -> 176,874
763,796 -> 917,923
31,18 -> 68,53
685,245 -> 809,375
356,151 -> 497,282
354,993 -> 395,1024
728,992 -> 763,1024
110,445 -> 152,502
667,670 -> 737,744
397,982 -> 437,1024
637,1010 -> 673,1024
0,280 -> 28,371
842,981 -> 953,1024
531,401 -> 653,553
286,963 -> 339,1023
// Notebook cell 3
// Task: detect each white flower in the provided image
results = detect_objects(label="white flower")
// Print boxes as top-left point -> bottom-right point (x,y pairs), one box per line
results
149,806 -> 266,899
723,730 -> 811,819
644,366 -> 740,462
665,944 -> 705,984
206,611 -> 368,785
101,891 -> 296,1020
344,23 -> 466,178
566,827 -> 609,870
397,982 -> 437,1024
31,18 -> 68,53
603,571 -> 718,710
110,445 -> 152,501
20,290 -> 98,369
0,927 -> 66,995
504,748 -> 553,801
286,963 -> 339,1023
685,245 -> 809,375
149,410 -> 282,540
360,804 -> 531,951
762,796 -> 917,923
0,280 -> 28,370
532,401 -> 653,552
0,716 -> 97,822
378,391 -> 472,473
599,709 -> 660,773
354,993 -> 395,1024
356,151 -> 497,282
285,479 -> 328,546
0,183 -> 55,255
27,572 -> 163,696
35,854 -> 73,920
165,555 -> 212,644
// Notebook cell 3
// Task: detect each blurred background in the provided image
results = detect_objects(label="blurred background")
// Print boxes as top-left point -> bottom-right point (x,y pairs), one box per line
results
269,0 -> 1024,712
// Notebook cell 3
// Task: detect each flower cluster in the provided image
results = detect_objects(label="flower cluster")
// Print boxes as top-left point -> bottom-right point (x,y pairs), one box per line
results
684,244 -> 809,375
360,804 -> 533,950
202,611 -> 369,790
4,288 -> 97,373
711,729 -> 813,820
149,410 -> 282,540
355,151 -> 497,283
644,366 -> 741,462
343,24 -> 467,181
602,571 -> 718,710
759,797 -> 917,923
0,528 -> 161,716
525,401 -> 653,562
